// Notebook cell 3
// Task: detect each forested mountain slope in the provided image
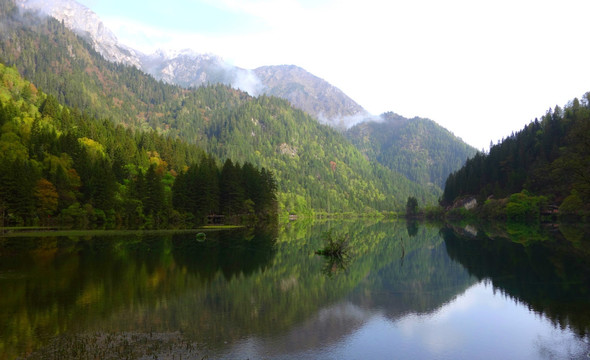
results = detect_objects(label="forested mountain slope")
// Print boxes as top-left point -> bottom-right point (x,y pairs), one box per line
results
0,0 -> 437,213
16,0 -> 367,126
441,95 -> 590,217
0,62 -> 281,227
346,112 -> 476,190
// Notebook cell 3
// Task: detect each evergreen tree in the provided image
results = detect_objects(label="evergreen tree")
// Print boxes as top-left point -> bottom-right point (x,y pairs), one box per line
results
406,196 -> 419,217
441,93 -> 590,215
144,164 -> 164,218
220,159 -> 245,216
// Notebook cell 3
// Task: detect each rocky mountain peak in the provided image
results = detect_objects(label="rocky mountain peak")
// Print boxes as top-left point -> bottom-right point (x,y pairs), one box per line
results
254,65 -> 368,127
14,0 -> 367,127
15,0 -> 142,68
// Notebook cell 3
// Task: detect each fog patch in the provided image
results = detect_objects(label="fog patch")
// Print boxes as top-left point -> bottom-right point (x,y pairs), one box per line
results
11,0 -> 51,24
1,1 -> 52,40
229,68 -> 265,97
204,57 -> 266,96
217,59 -> 265,96
15,0 -> 53,14
317,111 -> 379,129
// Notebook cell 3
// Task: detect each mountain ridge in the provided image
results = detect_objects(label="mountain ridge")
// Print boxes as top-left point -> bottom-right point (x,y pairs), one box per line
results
15,0 -> 143,68
346,112 -> 477,190
254,64 -> 368,127
14,0 -> 367,127
0,1 -> 438,214
3,0 -> 477,212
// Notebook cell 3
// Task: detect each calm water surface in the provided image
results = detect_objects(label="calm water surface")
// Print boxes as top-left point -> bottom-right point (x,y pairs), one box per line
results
0,221 -> 589,359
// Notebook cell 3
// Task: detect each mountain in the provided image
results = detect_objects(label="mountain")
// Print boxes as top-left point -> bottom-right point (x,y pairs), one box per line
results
143,56 -> 368,127
138,54 -> 368,127
253,65 -> 367,127
0,61 -> 278,227
140,49 -> 265,97
0,0 -> 437,214
13,0 -> 366,126
346,112 -> 477,190
15,0 -> 142,68
441,97 -> 590,218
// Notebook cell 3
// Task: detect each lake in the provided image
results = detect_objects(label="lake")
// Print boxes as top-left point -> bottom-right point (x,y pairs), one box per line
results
1,220 -> 589,359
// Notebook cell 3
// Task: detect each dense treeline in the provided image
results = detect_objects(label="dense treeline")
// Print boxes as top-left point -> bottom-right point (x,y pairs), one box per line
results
0,63 -> 277,227
0,0 -> 437,214
441,94 -> 590,218
346,112 -> 476,190
173,157 -> 277,223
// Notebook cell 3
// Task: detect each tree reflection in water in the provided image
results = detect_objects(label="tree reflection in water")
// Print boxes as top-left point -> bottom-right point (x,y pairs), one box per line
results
441,223 -> 590,338
1,221 -> 589,359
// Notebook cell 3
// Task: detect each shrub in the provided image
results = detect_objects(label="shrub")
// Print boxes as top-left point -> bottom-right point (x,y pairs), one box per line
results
480,198 -> 507,219
315,230 -> 349,259
505,191 -> 547,221
559,190 -> 584,220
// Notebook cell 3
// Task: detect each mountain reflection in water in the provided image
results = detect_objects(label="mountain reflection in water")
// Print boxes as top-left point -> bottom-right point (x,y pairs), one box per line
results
0,221 -> 588,359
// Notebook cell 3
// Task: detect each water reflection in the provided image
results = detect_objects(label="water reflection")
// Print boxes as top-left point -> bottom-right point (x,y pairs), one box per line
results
329,282 -> 589,360
350,224 -> 475,319
0,221 -> 589,359
0,226 -> 279,359
172,226 -> 278,281
441,223 -> 590,338
406,219 -> 419,237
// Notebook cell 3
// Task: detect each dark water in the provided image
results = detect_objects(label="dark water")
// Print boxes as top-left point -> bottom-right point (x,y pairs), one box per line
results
0,221 -> 589,359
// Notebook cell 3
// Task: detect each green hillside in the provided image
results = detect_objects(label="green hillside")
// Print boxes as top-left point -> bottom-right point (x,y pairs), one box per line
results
0,0 -> 437,214
0,62 -> 279,227
346,112 -> 476,190
441,95 -> 590,219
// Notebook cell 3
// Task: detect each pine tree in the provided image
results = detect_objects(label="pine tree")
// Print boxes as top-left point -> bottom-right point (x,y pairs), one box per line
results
220,159 -> 245,216
144,164 -> 164,217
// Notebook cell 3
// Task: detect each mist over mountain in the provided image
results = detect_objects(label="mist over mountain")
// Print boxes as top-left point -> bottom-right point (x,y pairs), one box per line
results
139,56 -> 368,127
140,49 -> 266,97
254,65 -> 368,128
15,0 -> 367,127
5,0 -> 476,209
0,0 -> 438,214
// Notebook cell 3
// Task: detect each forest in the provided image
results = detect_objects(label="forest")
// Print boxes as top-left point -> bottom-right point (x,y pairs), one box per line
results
441,94 -> 590,220
346,112 -> 476,190
0,0 -> 437,216
0,63 -> 277,227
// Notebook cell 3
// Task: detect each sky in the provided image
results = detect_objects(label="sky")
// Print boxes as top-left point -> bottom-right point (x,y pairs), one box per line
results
76,0 -> 590,150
